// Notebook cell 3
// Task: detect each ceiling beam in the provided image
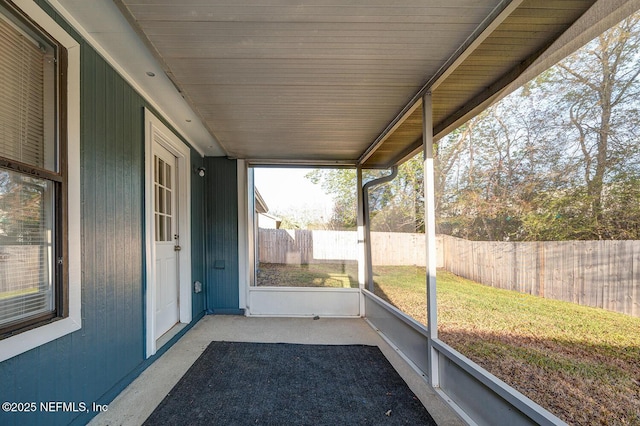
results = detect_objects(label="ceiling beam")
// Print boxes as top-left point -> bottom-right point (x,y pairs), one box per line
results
246,159 -> 357,168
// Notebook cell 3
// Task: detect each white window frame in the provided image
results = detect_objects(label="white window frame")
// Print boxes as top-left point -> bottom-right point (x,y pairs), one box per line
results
0,0 -> 81,362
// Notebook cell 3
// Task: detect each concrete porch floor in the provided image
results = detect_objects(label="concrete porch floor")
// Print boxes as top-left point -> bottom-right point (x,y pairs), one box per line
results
88,315 -> 465,425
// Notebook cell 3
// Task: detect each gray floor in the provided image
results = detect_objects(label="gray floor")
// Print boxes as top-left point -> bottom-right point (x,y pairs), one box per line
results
88,316 -> 465,426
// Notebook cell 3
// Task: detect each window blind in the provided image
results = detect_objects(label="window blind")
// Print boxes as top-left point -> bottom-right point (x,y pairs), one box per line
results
0,16 -> 45,169
0,14 -> 55,328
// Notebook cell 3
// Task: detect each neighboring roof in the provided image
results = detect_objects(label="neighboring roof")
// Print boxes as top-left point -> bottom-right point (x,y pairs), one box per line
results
54,0 -> 637,166
254,187 -> 269,214
258,212 -> 282,222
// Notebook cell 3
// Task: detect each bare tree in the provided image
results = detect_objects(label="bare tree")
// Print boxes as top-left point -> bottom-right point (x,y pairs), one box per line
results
553,14 -> 640,236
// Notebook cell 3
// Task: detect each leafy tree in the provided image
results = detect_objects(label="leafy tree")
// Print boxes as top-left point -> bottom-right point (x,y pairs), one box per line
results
305,169 -> 358,230
436,12 -> 640,241
369,156 -> 424,232
436,87 -> 568,240
306,157 -> 424,232
307,12 -> 640,241
0,171 -> 49,244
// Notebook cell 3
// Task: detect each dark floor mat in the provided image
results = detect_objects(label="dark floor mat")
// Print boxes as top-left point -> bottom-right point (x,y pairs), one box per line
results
144,341 -> 437,425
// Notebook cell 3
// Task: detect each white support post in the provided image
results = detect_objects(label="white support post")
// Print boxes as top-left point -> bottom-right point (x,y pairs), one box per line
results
244,163 -> 255,312
356,165 -> 366,316
423,92 -> 440,387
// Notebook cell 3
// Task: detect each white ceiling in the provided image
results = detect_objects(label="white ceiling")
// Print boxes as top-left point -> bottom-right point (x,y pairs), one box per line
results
51,0 -> 225,156
118,0 -> 502,162
48,0 -> 623,164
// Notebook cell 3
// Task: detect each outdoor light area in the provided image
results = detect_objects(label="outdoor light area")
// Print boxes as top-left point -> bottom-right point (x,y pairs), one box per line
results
252,167 -> 359,289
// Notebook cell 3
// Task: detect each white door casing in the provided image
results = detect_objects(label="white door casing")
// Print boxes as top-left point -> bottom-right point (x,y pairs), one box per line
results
145,109 -> 192,358
153,145 -> 179,338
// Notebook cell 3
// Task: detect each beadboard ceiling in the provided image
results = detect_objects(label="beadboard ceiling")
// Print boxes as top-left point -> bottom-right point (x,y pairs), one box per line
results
53,0 -> 619,165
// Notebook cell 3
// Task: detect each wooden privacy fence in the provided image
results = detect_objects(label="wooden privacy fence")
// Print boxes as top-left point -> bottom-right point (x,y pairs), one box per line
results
259,229 -> 639,317
441,235 -> 640,318
0,246 -> 44,294
258,229 -> 354,265
258,228 -> 439,266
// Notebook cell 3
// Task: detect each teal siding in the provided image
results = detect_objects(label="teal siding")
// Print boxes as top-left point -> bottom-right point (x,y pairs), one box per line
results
80,44 -> 145,398
0,2 -> 209,425
204,157 -> 241,313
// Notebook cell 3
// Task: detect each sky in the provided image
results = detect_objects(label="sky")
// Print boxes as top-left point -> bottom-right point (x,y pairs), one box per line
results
253,167 -> 333,221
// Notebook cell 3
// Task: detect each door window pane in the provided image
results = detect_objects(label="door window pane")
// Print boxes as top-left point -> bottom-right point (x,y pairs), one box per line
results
154,154 -> 174,242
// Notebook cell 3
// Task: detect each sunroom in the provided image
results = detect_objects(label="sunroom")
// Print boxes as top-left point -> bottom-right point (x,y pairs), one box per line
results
0,0 -> 638,425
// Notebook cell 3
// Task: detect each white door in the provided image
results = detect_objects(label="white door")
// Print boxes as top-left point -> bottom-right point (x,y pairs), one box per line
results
153,144 -> 180,339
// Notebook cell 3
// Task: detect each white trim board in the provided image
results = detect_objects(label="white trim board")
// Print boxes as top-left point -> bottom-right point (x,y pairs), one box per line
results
237,159 -> 249,311
247,287 -> 361,317
0,0 -> 81,363
144,109 -> 192,358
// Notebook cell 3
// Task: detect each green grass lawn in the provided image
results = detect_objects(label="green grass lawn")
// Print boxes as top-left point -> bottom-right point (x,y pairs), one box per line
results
257,262 -> 359,288
372,265 -> 640,426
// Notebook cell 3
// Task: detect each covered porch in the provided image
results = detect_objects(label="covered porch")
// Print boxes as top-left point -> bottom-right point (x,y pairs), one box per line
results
1,0 -> 638,425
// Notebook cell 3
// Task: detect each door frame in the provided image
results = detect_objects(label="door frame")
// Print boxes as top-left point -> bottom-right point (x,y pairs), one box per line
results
144,108 -> 192,358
